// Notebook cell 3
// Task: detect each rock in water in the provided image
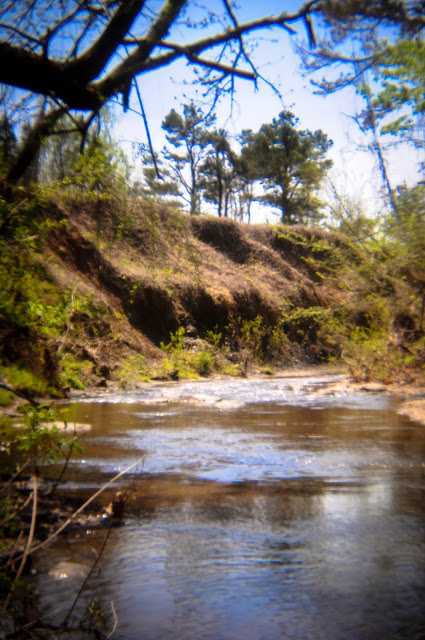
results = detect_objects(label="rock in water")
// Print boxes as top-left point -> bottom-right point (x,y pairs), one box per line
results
48,561 -> 91,580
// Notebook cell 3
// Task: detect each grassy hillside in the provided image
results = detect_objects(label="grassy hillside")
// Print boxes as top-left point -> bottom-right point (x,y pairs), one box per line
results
0,192 -> 424,398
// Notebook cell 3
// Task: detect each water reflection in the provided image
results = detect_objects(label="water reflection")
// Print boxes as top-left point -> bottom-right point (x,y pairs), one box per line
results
35,376 -> 425,640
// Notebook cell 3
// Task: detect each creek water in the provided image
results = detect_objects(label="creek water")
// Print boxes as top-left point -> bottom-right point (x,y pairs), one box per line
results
34,373 -> 425,640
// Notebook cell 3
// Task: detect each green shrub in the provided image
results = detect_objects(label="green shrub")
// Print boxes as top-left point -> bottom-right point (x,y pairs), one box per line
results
204,327 -> 224,351
160,326 -> 185,353
114,355 -> 149,388
0,388 -> 14,407
156,327 -> 218,379
59,357 -> 92,390
266,326 -> 291,361
240,315 -> 267,359
16,403 -> 82,464
222,363 -> 242,376
0,366 -> 53,398
341,327 -> 395,381
226,314 -> 268,361
192,348 -> 214,376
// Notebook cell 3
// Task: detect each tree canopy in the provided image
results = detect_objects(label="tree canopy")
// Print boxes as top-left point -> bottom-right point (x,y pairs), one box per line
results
199,129 -> 238,219
240,111 -> 332,224
162,104 -> 215,216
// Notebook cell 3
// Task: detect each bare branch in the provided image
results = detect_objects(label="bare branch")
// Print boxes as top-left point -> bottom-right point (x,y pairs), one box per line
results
155,43 -> 255,80
69,0 -> 147,81
0,21 -> 41,47
0,1 -> 323,112
1,475 -> 37,616
6,105 -> 66,184
96,0 -> 187,107
107,601 -> 119,640
70,13 -> 99,58
303,14 -> 317,47
221,0 -> 258,78
2,0 -> 421,185
1,457 -> 144,568
0,379 -> 39,405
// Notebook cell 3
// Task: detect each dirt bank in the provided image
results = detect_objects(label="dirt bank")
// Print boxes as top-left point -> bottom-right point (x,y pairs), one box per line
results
1,195 -> 424,394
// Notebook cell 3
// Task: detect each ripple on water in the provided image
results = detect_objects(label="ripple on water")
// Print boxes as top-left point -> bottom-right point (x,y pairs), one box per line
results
76,422 -> 411,482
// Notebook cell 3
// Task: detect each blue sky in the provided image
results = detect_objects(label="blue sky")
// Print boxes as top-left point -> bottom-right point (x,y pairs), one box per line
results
112,1 -> 422,221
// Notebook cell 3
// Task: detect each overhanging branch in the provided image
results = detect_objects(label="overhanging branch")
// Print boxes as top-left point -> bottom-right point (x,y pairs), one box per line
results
0,0 -> 324,112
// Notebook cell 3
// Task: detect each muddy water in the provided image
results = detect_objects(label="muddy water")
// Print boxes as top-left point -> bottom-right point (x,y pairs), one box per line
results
35,374 -> 425,639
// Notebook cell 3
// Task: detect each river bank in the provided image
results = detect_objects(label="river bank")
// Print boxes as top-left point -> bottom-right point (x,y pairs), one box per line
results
2,196 -> 425,404
4,364 -> 425,426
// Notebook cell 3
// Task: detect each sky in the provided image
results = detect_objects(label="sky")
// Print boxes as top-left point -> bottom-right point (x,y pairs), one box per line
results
112,1 -> 423,223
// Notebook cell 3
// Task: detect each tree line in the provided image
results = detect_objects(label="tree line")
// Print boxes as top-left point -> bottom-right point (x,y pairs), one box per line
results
139,104 -> 333,224
0,100 -> 333,225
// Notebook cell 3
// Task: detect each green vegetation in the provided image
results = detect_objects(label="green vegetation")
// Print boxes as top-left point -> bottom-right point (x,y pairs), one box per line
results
60,357 -> 93,390
1,179 -> 424,395
15,403 -> 81,464
114,355 -> 149,388
240,111 -> 332,224
156,327 -> 215,379
0,388 -> 14,407
0,366 -> 55,398
362,39 -> 425,144
0,216 -> 112,395
0,395 -> 117,638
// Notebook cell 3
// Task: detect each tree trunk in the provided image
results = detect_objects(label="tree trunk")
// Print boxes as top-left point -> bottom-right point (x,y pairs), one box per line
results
6,107 -> 65,185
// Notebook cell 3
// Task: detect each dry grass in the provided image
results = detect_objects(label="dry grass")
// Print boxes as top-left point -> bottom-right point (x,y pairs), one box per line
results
1,195 -> 412,389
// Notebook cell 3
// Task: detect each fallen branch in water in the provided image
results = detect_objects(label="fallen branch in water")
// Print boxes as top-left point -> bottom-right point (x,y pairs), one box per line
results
1,475 -> 38,616
1,457 -> 144,569
0,379 -> 39,406
64,479 -> 136,627
107,601 -> 118,640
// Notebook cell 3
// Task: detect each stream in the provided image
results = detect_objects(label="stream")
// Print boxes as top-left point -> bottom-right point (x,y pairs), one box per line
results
34,373 -> 425,639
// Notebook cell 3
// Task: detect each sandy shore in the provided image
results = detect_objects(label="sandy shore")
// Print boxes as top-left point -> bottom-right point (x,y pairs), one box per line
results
321,378 -> 425,427
395,395 -> 425,425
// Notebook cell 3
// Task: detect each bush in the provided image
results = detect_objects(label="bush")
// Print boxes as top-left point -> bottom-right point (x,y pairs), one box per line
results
0,366 -> 54,398
59,357 -> 92,390
156,327 -> 217,379
114,355 -> 149,388
192,348 -> 214,376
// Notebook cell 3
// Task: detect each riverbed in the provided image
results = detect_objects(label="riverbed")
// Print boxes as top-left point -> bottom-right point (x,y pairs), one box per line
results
33,372 -> 425,639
